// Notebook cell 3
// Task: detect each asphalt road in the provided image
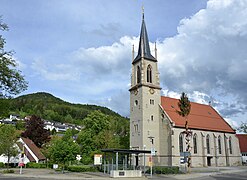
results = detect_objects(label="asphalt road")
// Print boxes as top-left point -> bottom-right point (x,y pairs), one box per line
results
0,166 -> 247,180
183,171 -> 247,180
208,171 -> 247,180
1,172 -> 247,180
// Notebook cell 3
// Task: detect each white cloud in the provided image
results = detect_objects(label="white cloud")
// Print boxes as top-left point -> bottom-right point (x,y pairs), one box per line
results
31,59 -> 80,81
156,0 -> 247,120
26,0 -> 247,123
71,36 -> 138,76
225,117 -> 239,130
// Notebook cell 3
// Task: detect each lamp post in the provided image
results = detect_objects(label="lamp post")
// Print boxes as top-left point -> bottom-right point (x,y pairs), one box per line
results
148,136 -> 154,178
129,146 -> 132,170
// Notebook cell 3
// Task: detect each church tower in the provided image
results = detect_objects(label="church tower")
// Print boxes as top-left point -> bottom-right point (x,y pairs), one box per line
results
129,9 -> 161,165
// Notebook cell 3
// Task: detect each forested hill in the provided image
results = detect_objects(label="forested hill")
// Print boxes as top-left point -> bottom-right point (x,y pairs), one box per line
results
7,92 -> 126,125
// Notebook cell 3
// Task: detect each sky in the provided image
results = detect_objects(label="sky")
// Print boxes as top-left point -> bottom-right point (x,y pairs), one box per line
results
1,0 -> 246,130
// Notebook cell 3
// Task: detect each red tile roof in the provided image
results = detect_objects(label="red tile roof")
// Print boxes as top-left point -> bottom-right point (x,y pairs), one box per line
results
236,134 -> 247,152
161,96 -> 235,133
21,137 -> 45,161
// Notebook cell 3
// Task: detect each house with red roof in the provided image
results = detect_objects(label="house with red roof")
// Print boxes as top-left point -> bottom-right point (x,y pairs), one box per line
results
236,134 -> 247,164
129,11 -> 241,168
18,137 -> 46,164
0,137 -> 45,165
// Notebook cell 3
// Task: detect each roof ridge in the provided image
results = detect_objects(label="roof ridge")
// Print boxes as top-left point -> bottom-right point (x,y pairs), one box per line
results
161,96 -> 235,133
161,96 -> 211,107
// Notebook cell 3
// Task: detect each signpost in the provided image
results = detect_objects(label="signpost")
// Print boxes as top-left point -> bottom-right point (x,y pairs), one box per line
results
94,154 -> 102,165
180,152 -> 191,173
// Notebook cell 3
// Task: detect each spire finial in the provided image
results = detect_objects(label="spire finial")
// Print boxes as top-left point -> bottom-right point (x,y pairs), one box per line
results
142,5 -> 144,20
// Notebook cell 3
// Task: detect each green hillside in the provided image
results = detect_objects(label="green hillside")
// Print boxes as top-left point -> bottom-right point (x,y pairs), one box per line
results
5,92 -> 126,125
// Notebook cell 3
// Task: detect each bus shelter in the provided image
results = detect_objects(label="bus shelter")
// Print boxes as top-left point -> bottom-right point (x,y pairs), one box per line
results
101,149 -> 151,175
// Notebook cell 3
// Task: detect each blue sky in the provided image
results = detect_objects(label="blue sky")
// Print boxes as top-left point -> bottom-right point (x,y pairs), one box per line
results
1,0 -> 247,130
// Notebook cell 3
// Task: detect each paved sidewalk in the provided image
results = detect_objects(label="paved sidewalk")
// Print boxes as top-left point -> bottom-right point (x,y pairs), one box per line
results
0,166 -> 246,179
160,166 -> 247,179
0,168 -> 115,180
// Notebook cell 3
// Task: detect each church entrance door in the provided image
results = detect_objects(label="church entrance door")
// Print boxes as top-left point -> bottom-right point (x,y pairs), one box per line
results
207,157 -> 212,166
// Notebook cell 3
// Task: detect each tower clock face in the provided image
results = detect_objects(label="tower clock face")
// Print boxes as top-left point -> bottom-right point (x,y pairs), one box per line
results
149,88 -> 155,94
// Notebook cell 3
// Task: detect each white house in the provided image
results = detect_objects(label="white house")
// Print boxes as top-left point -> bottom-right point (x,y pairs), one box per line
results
0,137 -> 45,165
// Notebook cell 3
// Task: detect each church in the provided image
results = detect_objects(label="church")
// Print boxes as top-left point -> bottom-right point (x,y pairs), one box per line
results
129,11 -> 242,167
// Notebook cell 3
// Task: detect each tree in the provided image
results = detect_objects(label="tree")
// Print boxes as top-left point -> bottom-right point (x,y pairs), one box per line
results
77,110 -> 115,164
46,130 -> 80,173
176,92 -> 191,172
21,115 -> 50,147
0,124 -> 18,169
0,17 -> 27,98
0,98 -> 10,118
15,120 -> 26,130
238,122 -> 247,133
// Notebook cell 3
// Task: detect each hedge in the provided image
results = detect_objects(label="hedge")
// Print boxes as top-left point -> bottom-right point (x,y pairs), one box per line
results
67,165 -> 99,172
2,169 -> 15,173
146,166 -> 180,174
26,162 -> 47,168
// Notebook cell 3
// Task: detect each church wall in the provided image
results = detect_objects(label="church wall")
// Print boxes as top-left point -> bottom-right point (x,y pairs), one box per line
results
130,89 -> 144,150
170,128 -> 242,167
226,134 -> 242,166
157,109 -> 172,166
140,85 -> 161,165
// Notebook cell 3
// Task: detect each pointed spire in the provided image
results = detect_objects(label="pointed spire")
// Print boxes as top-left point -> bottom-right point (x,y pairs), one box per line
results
133,7 -> 156,64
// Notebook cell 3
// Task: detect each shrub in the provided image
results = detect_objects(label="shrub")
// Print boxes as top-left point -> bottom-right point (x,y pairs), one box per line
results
67,165 -> 99,172
3,169 -> 15,173
0,162 -> 5,168
146,166 -> 180,174
26,162 -> 47,168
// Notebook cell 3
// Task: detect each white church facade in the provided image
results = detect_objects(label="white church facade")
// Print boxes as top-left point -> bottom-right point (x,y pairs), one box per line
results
129,12 -> 242,167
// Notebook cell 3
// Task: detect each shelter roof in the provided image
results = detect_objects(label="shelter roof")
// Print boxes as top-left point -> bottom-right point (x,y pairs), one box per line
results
101,149 -> 151,154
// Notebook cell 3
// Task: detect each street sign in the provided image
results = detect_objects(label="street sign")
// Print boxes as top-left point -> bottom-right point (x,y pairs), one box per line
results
76,155 -> 81,161
180,152 -> 191,157
151,148 -> 155,155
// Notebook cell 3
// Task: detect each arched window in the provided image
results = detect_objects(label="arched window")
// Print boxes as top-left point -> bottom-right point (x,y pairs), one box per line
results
218,136 -> 222,154
193,134 -> 197,154
229,137 -> 232,154
147,65 -> 152,83
206,134 -> 210,154
179,133 -> 183,153
137,66 -> 141,84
